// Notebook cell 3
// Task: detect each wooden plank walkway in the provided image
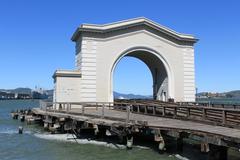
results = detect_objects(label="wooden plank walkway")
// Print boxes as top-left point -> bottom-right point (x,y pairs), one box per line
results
33,107 -> 240,141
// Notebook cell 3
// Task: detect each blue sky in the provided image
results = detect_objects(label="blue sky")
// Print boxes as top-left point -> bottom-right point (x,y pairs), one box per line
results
0,0 -> 240,94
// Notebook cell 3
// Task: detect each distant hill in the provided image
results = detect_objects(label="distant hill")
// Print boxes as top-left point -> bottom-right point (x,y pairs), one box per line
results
0,88 -> 151,100
114,91 -> 152,99
197,90 -> 240,98
0,87 -> 32,94
225,90 -> 240,98
1,87 -> 239,99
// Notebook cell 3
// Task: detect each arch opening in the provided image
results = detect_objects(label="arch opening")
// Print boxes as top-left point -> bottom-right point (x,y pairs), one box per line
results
111,49 -> 170,102
113,56 -> 153,99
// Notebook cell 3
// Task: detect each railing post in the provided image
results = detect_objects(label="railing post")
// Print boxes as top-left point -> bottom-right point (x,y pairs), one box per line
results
144,105 -> 147,114
173,107 -> 177,118
153,106 -> 156,115
137,105 -> 140,113
67,103 -> 70,113
82,104 -> 85,115
162,106 -> 165,116
101,104 -> 105,119
202,108 -> 206,120
130,104 -> 133,112
59,103 -> 62,111
222,110 -> 226,125
187,108 -> 190,118
96,102 -> 98,110
126,105 -> 130,124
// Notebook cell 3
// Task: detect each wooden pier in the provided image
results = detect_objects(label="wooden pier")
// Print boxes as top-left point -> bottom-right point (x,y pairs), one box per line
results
14,100 -> 240,160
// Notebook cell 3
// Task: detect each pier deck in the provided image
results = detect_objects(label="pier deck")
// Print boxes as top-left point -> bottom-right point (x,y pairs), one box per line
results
28,100 -> 240,160
33,107 -> 240,141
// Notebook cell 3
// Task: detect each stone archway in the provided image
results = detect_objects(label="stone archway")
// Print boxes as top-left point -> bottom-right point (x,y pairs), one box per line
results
110,47 -> 173,102
53,17 -> 198,104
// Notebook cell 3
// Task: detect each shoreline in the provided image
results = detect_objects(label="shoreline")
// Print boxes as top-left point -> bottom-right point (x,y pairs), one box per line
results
0,99 -> 47,101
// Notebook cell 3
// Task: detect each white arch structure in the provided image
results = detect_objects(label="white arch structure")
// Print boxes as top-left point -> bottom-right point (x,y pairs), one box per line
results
53,17 -> 198,104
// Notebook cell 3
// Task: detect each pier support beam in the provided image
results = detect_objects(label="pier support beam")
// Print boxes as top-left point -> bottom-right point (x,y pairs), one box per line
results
154,129 -> 165,153
201,143 -> 210,153
93,124 -> 99,136
126,135 -> 133,149
20,115 -> 25,122
44,123 -> 49,130
18,126 -> 23,134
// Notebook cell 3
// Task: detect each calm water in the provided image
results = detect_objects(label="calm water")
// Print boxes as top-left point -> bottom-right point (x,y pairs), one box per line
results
0,100 -> 177,160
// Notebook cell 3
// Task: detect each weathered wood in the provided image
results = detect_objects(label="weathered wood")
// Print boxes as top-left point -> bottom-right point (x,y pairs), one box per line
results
137,105 -> 140,113
82,105 -> 85,115
101,104 -> 105,119
186,108 -> 190,118
144,105 -> 147,114
202,108 -> 206,120
222,110 -> 226,125
153,106 -> 156,115
34,100 -> 240,150
126,105 -> 130,124
173,107 -> 177,118
162,106 -> 166,116
32,105 -> 240,150
114,102 -> 240,128
201,143 -> 209,152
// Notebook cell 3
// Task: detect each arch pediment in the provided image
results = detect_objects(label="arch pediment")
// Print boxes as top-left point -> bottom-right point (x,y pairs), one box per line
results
71,17 -> 198,46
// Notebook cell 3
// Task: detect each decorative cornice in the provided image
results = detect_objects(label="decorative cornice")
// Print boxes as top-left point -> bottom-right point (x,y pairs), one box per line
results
71,17 -> 198,45
53,70 -> 81,79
